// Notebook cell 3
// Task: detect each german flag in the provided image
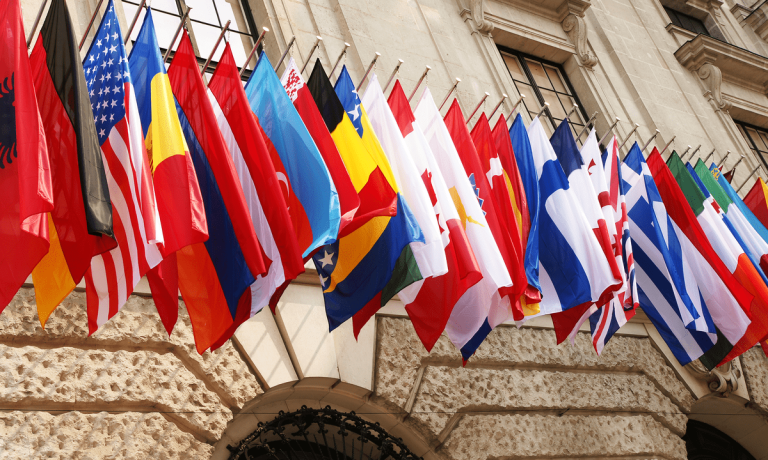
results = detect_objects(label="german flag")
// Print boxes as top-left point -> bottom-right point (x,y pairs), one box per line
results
29,0 -> 115,324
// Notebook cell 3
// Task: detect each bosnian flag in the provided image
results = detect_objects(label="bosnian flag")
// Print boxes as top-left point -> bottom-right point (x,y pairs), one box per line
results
415,88 -> 513,361
387,80 -> 482,351
82,1 -> 163,333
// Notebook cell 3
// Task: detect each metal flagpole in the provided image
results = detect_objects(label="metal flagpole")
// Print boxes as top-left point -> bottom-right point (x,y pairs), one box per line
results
533,102 -> 550,120
79,0 -> 105,51
488,94 -> 507,120
505,94 -> 526,126
718,150 -> 733,168
616,122 -> 639,150
123,0 -> 147,44
598,117 -> 621,146
408,65 -> 431,102
329,42 -> 351,81
465,92 -> 489,124
659,135 -> 677,156
163,6 -> 192,63
685,144 -> 702,162
383,59 -> 404,93
439,77 -> 461,110
703,148 -> 716,165
239,27 -> 269,77
300,36 -> 323,74
729,155 -> 745,177
273,36 -> 296,72
26,0 -> 49,49
736,164 -> 763,193
356,52 -> 381,92
200,20 -> 231,77
575,112 -> 598,141
677,145 -> 691,160
641,129 -> 660,153
563,104 -> 578,120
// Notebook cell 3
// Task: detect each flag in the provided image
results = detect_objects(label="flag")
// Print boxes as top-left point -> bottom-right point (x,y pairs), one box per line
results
307,63 -> 423,330
387,80 -> 482,350
470,113 -> 529,316
526,117 -> 616,320
722,168 -> 734,184
444,100 -> 520,322
128,8 -> 208,335
244,51 -> 340,258
306,59 -> 396,232
30,0 -> 116,325
547,119 -> 622,343
0,0 -> 53,312
281,57 -> 359,236
705,162 -> 768,276
81,0 -> 164,333
588,135 -> 638,354
415,88 -> 513,361
208,43 -> 305,345
507,114 -> 541,306
744,177 -> 768,232
168,31 -> 267,353
492,114 -> 539,312
622,144 -> 720,367
663,152 -> 756,364
360,74 -> 449,342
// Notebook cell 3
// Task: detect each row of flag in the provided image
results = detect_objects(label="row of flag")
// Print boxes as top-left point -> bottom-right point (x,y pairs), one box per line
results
3,0 -> 768,368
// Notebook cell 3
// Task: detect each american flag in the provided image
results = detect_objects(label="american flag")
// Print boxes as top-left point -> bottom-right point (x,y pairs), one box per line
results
82,0 -> 163,333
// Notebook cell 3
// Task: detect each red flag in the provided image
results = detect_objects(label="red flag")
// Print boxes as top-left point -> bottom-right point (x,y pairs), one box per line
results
444,100 -> 523,321
0,0 -> 53,311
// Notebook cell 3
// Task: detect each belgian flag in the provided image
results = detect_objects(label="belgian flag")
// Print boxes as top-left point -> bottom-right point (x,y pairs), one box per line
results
29,0 -> 115,325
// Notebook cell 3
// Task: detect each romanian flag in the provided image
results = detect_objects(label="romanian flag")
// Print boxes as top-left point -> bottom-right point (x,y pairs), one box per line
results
30,0 -> 116,325
244,51 -> 340,259
745,177 -> 768,234
0,0 -> 53,311
128,9 -> 208,335
307,63 -> 423,330
168,31 -> 267,353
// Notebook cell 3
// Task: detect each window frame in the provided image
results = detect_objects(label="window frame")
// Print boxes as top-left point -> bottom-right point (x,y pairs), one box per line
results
663,6 -> 710,36
734,119 -> 768,172
497,45 -> 590,141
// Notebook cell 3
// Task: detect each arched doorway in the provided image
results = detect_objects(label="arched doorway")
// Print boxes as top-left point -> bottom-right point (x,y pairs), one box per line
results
684,420 -> 755,460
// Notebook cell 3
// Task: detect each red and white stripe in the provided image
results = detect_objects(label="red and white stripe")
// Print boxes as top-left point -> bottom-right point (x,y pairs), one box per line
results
85,82 -> 163,333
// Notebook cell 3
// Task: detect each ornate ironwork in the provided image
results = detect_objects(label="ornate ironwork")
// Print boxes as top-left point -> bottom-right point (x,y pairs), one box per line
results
227,405 -> 423,460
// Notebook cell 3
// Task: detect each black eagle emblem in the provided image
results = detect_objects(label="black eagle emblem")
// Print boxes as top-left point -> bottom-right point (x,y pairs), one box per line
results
0,74 -> 16,170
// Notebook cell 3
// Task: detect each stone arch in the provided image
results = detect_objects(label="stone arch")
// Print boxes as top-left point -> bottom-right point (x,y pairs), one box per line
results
684,419 -> 756,460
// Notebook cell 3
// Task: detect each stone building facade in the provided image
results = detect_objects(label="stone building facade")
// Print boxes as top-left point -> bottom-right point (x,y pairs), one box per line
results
8,0 -> 768,458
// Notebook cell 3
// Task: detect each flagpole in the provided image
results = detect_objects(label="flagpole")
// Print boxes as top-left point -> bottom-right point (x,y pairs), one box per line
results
300,36 -> 323,74
717,150 -> 733,168
488,94 -> 508,121
703,148 -> 716,165
407,65 -> 431,102
78,0 -> 105,51
616,122 -> 638,150
575,111 -> 598,141
200,20 -> 231,77
239,27 -> 269,77
677,145 -> 691,160
730,155 -> 745,175
563,103 -> 578,121
329,42 -> 351,80
737,164 -> 763,193
659,135 -> 676,156
123,0 -> 147,44
505,94 -> 526,126
439,77 -> 461,110
598,117 -> 621,146
641,129 -> 660,153
465,92 -> 489,124
685,144 -> 702,162
383,59 -> 404,93
356,51 -> 381,92
163,6 -> 192,63
533,102 -> 550,120
26,0 -> 49,49
274,36 -> 296,71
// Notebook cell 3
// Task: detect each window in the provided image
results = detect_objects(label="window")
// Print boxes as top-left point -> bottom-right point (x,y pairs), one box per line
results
735,120 -> 768,171
122,0 -> 259,74
499,48 -> 589,140
664,6 -> 710,36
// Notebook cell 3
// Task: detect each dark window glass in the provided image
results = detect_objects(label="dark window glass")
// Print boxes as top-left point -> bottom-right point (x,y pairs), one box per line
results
735,120 -> 768,172
664,6 -> 710,36
499,48 -> 589,140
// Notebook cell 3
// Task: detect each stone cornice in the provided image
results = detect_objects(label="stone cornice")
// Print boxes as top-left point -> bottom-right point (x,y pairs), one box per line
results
745,0 -> 768,40
674,34 -> 768,94
490,0 -> 591,22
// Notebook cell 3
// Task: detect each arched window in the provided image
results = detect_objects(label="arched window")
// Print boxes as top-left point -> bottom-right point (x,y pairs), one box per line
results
684,419 -> 756,460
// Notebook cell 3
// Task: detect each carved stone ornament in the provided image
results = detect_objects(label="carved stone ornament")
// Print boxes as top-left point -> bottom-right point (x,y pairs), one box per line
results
696,62 -> 732,112
469,0 -> 493,34
562,13 -> 597,68
686,359 -> 741,396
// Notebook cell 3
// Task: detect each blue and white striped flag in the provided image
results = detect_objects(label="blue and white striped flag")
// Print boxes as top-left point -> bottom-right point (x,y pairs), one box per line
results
622,144 -> 717,365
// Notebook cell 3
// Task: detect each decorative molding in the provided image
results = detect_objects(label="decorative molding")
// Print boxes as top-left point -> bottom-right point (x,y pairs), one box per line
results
746,1 -> 768,41
731,2 -> 754,23
698,62 -> 732,111
469,0 -> 494,34
686,359 -> 741,396
562,13 -> 597,68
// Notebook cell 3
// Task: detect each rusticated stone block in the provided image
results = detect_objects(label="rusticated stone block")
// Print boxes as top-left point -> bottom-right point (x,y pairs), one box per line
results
374,317 -> 693,413
440,414 -> 687,460
409,366 -> 686,439
1,288 -> 263,408
741,347 -> 768,413
0,345 -> 229,440
0,411 -> 213,459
